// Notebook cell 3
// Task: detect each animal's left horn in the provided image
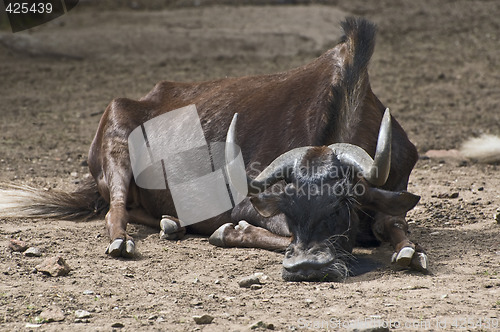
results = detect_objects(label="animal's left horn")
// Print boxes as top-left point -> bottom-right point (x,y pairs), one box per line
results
225,114 -> 311,195
328,108 -> 392,186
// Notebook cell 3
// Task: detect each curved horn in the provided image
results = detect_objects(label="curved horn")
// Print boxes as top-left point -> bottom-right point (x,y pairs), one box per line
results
225,114 -> 311,195
328,108 -> 392,186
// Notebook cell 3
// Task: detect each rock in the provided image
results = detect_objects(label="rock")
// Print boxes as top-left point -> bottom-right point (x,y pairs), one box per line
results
83,290 -> 94,295
495,208 -> 500,224
193,314 -> 214,324
111,322 -> 124,328
435,192 -> 459,199
190,299 -> 203,306
250,321 -> 275,330
250,284 -> 262,290
238,273 -> 268,288
35,256 -> 71,277
239,275 -> 260,288
25,323 -> 42,328
8,239 -> 28,252
74,310 -> 91,319
24,247 -> 42,257
351,328 -> 389,332
39,306 -> 65,322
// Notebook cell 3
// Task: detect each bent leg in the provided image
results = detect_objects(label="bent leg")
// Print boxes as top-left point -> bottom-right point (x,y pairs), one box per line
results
372,213 -> 428,272
209,220 -> 291,251
231,197 -> 291,237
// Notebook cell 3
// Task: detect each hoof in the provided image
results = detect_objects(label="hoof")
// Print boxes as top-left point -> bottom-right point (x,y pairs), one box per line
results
410,252 -> 428,272
106,239 -> 135,258
208,223 -> 233,247
235,220 -> 250,231
391,246 -> 415,267
160,217 -> 179,234
159,217 -> 185,240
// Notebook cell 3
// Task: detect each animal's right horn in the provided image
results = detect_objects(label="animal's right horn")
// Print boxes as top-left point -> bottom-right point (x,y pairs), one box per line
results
225,114 -> 311,195
328,108 -> 392,186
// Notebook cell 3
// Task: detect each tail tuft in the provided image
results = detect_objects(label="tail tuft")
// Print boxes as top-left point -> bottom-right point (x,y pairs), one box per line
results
0,177 -> 108,221
460,134 -> 500,164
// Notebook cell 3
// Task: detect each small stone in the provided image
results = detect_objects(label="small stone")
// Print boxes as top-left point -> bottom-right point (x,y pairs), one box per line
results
83,290 -> 94,296
351,327 -> 389,332
36,256 -> 71,276
40,306 -> 65,322
238,273 -> 268,288
436,192 -> 459,199
24,247 -> 42,257
495,208 -> 500,224
111,322 -> 124,328
254,272 -> 269,282
250,321 -> 274,330
190,299 -> 203,306
250,284 -> 262,290
214,279 -> 221,284
193,314 -> 214,324
147,315 -> 158,321
75,310 -> 91,319
25,323 -> 42,328
8,239 -> 28,252
239,275 -> 260,288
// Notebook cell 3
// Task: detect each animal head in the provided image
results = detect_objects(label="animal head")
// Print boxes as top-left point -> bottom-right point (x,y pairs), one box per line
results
225,110 -> 420,281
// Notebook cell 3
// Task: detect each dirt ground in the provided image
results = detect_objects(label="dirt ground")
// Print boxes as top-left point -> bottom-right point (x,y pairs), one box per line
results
0,0 -> 499,331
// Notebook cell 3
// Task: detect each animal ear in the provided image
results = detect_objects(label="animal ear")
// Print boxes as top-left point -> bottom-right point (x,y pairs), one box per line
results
250,193 -> 282,218
360,187 -> 420,216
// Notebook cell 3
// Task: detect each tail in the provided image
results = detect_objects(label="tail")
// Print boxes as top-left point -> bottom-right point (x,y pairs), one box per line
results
331,17 -> 377,142
460,134 -> 500,164
0,177 -> 108,221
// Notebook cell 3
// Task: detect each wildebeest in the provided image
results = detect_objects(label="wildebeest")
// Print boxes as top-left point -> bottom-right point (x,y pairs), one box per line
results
0,17 -> 427,281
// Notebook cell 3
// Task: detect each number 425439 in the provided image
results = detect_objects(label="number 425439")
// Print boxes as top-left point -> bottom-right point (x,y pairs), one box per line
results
6,2 -> 53,14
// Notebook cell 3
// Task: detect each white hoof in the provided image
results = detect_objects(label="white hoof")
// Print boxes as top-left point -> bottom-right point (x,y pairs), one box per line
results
411,252 -> 428,272
208,223 -> 233,247
160,217 -> 179,234
106,239 -> 124,257
235,220 -> 251,231
124,239 -> 135,258
392,246 -> 415,267
105,239 -> 136,258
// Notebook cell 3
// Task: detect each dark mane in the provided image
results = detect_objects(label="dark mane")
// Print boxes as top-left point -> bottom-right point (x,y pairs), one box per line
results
321,17 -> 377,145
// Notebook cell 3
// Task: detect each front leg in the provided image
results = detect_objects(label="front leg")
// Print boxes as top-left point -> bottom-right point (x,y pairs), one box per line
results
231,197 -> 291,237
372,212 -> 428,272
208,198 -> 292,251
209,220 -> 291,251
